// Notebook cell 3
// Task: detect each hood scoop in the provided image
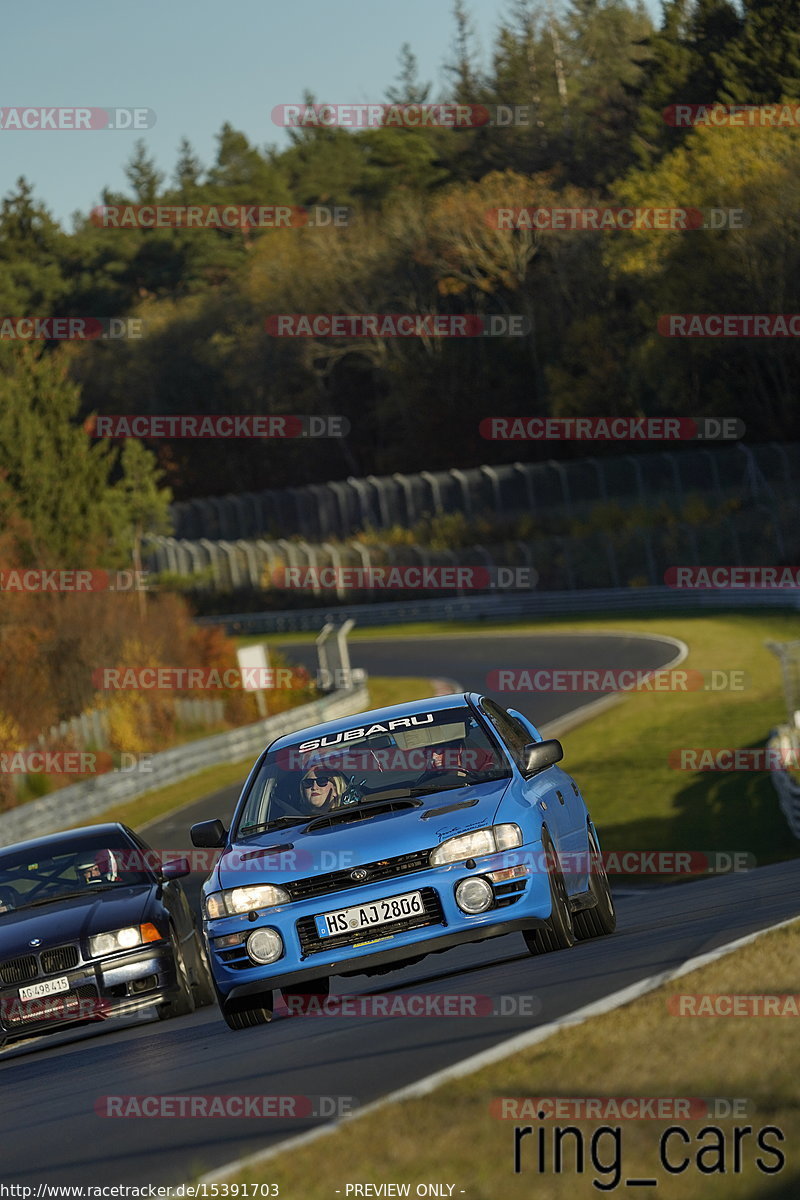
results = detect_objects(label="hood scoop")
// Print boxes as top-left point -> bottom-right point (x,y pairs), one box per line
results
420,797 -> 480,820
236,842 -> 294,862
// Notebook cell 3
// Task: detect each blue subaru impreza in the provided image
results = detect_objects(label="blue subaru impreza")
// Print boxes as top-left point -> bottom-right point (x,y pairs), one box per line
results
191,692 -> 615,1029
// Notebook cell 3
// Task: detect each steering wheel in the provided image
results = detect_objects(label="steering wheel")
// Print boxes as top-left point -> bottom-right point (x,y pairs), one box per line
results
414,767 -> 482,787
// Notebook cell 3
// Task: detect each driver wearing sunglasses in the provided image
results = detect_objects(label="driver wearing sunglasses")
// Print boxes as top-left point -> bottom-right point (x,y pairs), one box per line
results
299,768 -> 347,812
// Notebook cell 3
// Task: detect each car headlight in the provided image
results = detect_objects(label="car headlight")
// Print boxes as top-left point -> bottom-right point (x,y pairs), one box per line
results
205,884 -> 290,919
430,824 -> 523,867
88,923 -> 162,957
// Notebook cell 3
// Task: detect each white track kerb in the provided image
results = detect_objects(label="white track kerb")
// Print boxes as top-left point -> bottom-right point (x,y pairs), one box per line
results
195,914 -> 800,1185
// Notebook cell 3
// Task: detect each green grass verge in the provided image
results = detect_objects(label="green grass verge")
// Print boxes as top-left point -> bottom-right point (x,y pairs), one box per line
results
554,614 -> 797,865
220,920 -> 800,1200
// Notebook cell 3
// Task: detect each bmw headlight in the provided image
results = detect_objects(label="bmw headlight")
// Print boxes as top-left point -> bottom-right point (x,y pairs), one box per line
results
89,923 -> 161,957
430,824 -> 522,867
205,884 -> 290,919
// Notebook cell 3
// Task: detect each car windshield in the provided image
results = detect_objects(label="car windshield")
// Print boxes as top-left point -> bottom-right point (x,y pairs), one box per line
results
235,705 -> 510,836
0,834 -> 154,916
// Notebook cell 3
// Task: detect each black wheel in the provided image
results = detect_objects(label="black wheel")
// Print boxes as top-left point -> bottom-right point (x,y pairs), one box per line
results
189,930 -> 216,1007
574,826 -> 616,940
158,935 -> 197,1019
523,832 -> 576,956
222,993 -> 273,1031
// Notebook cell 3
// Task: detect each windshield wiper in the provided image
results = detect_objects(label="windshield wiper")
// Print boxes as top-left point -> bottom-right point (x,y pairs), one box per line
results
305,796 -> 423,831
239,816 -> 312,835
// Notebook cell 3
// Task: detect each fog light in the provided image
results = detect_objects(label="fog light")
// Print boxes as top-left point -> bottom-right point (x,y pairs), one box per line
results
455,876 -> 494,914
246,928 -> 283,965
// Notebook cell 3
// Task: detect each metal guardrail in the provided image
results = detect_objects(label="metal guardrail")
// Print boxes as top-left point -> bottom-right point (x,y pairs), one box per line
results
169,442 -> 800,541
201,586 -> 800,636
0,686 -> 369,845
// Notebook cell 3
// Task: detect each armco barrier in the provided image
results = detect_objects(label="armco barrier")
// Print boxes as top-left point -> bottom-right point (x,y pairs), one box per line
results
199,586 -> 800,636
0,685 -> 369,844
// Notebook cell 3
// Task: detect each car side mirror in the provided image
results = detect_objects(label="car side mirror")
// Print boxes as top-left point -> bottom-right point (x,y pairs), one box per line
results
161,857 -> 190,881
521,739 -> 563,776
191,819 -> 227,848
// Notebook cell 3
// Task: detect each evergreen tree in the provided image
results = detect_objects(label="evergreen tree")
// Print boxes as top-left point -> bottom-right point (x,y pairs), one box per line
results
684,0 -> 743,101
386,43 -> 431,104
630,0 -> 694,166
0,350 -> 165,566
720,0 -> 800,102
124,141 -> 165,202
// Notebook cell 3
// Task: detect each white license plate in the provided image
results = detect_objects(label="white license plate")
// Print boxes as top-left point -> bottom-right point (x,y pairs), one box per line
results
19,976 -> 70,1002
315,890 -> 424,939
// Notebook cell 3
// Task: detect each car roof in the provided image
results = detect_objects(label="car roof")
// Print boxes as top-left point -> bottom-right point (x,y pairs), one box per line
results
0,822 -> 130,858
267,691 -> 479,753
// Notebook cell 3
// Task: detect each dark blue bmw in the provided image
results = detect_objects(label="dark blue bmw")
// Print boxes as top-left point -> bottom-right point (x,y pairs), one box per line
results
0,822 -> 213,1045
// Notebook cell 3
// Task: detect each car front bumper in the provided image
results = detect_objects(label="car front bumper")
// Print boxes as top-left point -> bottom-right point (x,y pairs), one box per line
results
0,943 -> 178,1042
206,851 -> 553,1002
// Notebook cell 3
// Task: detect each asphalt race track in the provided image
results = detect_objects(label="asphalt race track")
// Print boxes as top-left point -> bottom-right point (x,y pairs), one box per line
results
2,631 -> 798,1186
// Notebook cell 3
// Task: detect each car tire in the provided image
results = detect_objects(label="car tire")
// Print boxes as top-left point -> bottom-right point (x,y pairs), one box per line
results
523,832 -> 576,955
158,935 -> 197,1019
189,930 -> 216,1007
574,826 -> 616,940
222,994 -> 273,1031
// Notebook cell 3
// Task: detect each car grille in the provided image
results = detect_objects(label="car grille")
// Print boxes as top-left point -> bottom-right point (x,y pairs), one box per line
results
3,983 -> 99,1028
284,849 -> 432,902
296,887 -> 444,956
0,955 -> 38,985
41,945 -> 80,973
0,944 -> 80,986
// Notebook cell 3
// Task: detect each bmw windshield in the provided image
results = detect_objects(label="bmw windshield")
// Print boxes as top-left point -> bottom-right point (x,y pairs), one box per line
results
0,833 -> 154,915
